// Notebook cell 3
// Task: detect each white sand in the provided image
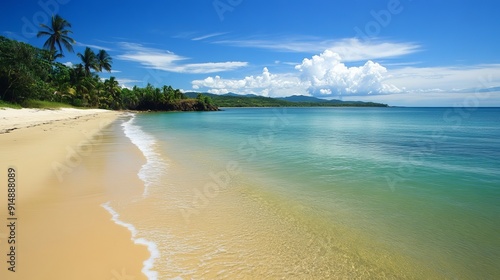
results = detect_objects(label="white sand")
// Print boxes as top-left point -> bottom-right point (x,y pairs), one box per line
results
0,108 -> 112,133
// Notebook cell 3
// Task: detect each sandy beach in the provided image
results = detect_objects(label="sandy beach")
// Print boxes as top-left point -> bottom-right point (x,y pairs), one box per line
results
0,108 -> 149,280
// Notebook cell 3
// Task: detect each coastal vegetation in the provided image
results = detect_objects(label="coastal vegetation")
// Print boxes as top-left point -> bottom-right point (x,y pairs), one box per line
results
185,92 -> 388,107
0,15 -> 216,111
1,14 -> 386,110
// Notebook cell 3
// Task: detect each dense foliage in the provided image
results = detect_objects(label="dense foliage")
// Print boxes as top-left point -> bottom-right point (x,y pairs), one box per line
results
121,85 -> 217,111
0,35 -> 216,111
0,36 -> 53,103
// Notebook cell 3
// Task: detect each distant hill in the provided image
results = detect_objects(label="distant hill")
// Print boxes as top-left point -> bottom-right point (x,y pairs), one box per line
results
223,92 -> 260,98
279,95 -> 345,103
279,95 -> 324,102
184,92 -> 388,107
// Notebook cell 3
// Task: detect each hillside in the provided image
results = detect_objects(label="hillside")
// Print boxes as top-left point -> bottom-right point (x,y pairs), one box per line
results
184,92 -> 388,107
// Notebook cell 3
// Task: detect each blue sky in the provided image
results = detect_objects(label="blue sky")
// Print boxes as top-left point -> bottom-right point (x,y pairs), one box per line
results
2,0 -> 500,106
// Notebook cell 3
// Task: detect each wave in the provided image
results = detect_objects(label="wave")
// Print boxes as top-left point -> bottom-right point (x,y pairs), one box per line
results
121,113 -> 167,197
114,113 -> 167,279
101,201 -> 160,280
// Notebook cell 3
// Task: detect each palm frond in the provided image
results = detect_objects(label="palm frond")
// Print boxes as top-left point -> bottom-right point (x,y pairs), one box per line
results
36,31 -> 51,37
38,24 -> 53,32
36,14 -> 75,58
96,49 -> 113,72
61,39 -> 74,53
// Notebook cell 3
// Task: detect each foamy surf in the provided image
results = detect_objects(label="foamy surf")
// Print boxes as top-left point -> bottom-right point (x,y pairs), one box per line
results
121,113 -> 167,197
101,201 -> 160,280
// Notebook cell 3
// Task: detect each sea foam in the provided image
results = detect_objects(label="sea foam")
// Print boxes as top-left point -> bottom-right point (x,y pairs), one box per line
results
121,113 -> 167,197
100,113 -> 166,279
101,202 -> 160,280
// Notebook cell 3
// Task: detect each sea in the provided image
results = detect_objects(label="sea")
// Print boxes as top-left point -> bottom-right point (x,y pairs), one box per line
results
103,107 -> 500,279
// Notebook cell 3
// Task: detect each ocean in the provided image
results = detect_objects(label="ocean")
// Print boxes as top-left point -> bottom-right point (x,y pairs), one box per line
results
105,107 -> 500,279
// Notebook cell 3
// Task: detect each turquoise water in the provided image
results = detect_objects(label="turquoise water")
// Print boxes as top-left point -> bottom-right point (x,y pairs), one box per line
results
124,107 -> 500,279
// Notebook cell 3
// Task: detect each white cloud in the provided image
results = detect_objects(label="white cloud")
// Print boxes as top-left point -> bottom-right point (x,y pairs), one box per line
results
191,41 -> 500,102
295,50 -> 401,95
192,51 -> 401,97
326,38 -> 420,62
116,42 -> 247,74
192,67 -> 306,97
75,41 -> 112,51
214,37 -> 419,61
173,62 -> 249,74
115,78 -> 142,89
192,32 -> 228,41
386,64 -> 500,93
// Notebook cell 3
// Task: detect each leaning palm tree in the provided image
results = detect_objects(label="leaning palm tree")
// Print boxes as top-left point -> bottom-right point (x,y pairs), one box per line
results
37,14 -> 75,59
96,49 -> 112,72
77,47 -> 98,76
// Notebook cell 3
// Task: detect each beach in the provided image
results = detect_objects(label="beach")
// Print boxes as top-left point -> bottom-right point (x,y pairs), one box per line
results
1,107 -> 498,279
0,108 -> 149,280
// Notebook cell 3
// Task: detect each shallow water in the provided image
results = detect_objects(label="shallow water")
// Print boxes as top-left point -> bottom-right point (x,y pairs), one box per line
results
111,107 -> 500,279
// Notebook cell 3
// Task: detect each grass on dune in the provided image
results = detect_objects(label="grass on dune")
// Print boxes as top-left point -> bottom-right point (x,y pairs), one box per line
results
0,100 -> 22,109
1,100 -> 78,110
21,100 -> 75,109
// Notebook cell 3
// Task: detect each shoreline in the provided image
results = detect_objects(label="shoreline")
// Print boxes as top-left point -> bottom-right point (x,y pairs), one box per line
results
0,108 -> 150,279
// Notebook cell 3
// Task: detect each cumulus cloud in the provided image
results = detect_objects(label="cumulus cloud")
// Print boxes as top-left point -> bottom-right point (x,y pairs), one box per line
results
116,42 -> 247,74
295,50 -> 401,95
192,51 -> 400,96
192,67 -> 305,97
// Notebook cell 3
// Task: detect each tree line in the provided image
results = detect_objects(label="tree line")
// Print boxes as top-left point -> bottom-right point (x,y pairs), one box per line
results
0,15 -> 216,111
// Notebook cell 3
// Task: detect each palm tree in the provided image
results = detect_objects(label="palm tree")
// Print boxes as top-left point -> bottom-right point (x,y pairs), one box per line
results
162,85 -> 173,102
37,14 -> 75,59
104,77 -> 121,109
93,79 -> 104,108
72,68 -> 96,107
174,89 -> 184,99
122,88 -> 139,109
96,49 -> 112,72
43,49 -> 64,62
77,47 -> 98,76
